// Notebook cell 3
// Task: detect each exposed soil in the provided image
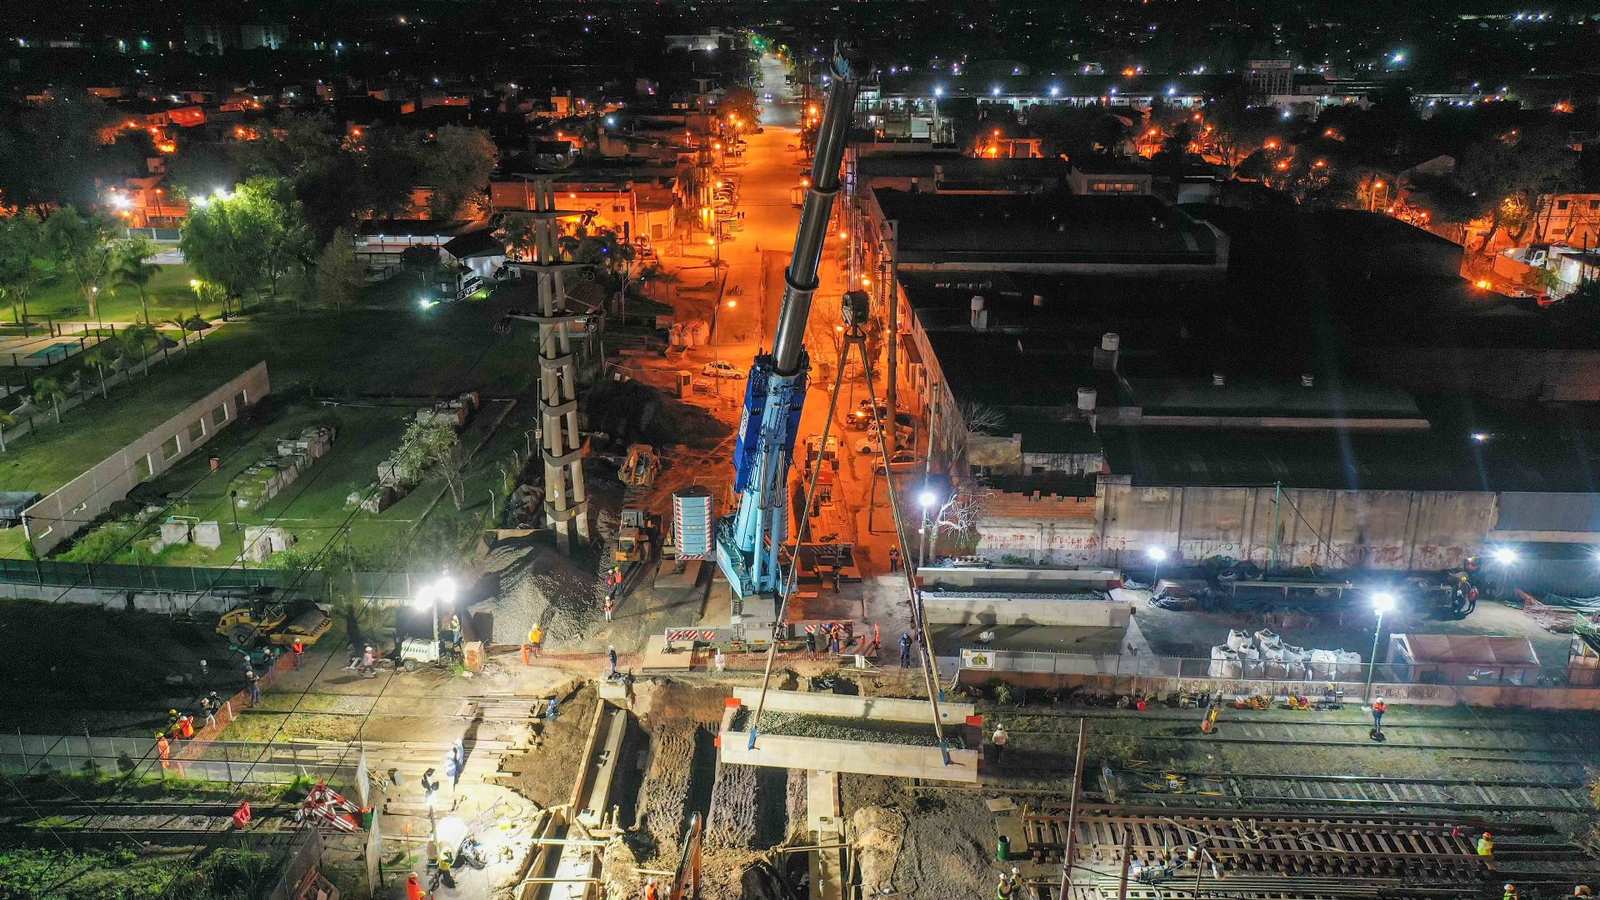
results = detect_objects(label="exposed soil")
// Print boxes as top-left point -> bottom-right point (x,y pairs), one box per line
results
497,680 -> 595,807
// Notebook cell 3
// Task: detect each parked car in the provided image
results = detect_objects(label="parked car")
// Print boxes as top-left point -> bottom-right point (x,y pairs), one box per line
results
701,360 -> 745,379
873,450 -> 920,475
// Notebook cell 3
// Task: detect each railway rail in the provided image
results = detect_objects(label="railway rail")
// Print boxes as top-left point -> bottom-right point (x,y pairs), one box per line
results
1100,770 -> 1593,814
1023,806 -> 1600,898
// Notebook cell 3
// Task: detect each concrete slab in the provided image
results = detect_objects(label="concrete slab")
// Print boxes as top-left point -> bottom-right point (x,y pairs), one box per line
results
806,770 -> 841,836
720,730 -> 979,783
639,634 -> 693,671
654,558 -> 704,591
731,687 -> 975,727
192,521 -> 222,550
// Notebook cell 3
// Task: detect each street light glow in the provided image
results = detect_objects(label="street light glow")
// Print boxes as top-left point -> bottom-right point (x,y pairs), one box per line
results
1371,591 -> 1396,615
1146,547 -> 1167,562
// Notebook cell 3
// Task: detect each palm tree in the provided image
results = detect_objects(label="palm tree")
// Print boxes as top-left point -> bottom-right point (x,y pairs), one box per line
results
0,409 -> 15,452
166,317 -> 189,351
31,376 -> 65,425
111,237 -> 160,325
79,344 -> 114,399
117,323 -> 159,376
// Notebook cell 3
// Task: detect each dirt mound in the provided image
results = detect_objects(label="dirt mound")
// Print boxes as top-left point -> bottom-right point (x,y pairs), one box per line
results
852,806 -> 907,895
497,681 -> 594,807
586,379 -> 729,450
888,793 -> 994,900
477,536 -> 601,643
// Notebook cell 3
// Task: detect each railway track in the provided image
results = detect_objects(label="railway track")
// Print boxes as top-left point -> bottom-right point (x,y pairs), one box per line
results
1024,805 -> 1600,898
1100,770 -> 1593,814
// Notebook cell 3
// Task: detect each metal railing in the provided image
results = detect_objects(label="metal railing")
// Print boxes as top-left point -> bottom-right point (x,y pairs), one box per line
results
959,648 -> 1557,687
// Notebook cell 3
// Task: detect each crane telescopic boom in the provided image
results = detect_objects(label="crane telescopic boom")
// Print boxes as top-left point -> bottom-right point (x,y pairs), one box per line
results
715,49 -> 859,619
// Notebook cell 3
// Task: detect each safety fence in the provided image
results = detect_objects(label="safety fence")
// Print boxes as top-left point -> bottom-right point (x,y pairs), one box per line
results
0,557 -> 423,600
958,648 -> 1556,688
0,655 -> 357,788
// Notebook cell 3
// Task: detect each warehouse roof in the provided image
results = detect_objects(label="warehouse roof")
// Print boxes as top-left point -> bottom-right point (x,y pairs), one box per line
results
873,190 -> 1221,267
925,330 -> 1120,408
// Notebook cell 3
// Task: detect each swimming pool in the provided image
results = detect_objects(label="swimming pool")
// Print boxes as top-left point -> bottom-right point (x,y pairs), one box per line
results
25,342 -> 80,362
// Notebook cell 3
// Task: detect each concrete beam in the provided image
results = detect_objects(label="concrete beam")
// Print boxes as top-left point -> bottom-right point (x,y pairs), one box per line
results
731,688 -> 975,727
719,730 -> 979,783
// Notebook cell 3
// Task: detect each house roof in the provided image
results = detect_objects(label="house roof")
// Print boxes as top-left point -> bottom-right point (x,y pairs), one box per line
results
443,229 -> 505,259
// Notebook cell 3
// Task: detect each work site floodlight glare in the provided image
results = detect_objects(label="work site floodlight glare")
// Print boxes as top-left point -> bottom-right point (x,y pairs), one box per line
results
436,816 -> 467,846
1371,592 -> 1396,615
918,490 -> 937,509
414,575 -> 457,611
1492,548 -> 1518,566
1146,547 -> 1167,563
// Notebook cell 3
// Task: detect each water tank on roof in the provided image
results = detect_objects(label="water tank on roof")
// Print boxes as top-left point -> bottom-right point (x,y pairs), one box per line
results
1077,387 -> 1097,412
1212,372 -> 1226,387
1101,332 -> 1120,352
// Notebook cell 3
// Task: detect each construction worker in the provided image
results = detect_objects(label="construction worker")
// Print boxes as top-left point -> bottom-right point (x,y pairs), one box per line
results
177,714 -> 195,740
199,695 -> 215,730
546,696 -> 560,721
245,668 -> 261,705
1575,885 -> 1595,896
991,723 -> 1009,764
528,623 -> 544,658
603,596 -> 615,622
291,638 -> 304,669
805,629 -> 818,658
448,614 -> 461,644
608,645 -> 619,676
1371,696 -> 1387,734
899,632 -> 913,668
167,708 -> 180,731
714,649 -> 727,673
406,872 -> 426,900
644,877 -> 660,900
156,732 -> 172,772
361,645 -> 376,672
231,800 -> 252,829
1504,884 -> 1519,900
1478,831 -> 1496,859
870,622 -> 882,658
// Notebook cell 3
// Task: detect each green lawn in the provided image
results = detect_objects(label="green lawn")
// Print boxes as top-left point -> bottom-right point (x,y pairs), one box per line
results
0,284 -> 541,560
14,261 -> 215,325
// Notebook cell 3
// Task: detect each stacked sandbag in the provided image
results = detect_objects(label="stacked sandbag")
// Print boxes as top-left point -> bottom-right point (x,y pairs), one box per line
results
1209,644 -> 1242,678
1226,630 -> 1252,651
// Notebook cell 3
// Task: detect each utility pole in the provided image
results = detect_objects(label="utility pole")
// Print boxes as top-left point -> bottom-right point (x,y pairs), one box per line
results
1057,719 -> 1088,899
528,179 -> 591,553
1269,480 -> 1282,570
884,220 -> 899,458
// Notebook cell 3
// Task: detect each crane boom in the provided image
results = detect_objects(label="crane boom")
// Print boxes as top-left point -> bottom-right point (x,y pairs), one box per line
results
715,50 -> 859,612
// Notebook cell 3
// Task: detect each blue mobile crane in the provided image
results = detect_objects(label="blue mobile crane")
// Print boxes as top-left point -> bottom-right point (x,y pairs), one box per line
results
714,49 -> 860,617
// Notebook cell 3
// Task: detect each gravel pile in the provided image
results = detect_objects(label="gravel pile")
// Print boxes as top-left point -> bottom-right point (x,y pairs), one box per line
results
635,722 -> 699,861
476,536 -> 601,642
705,762 -> 760,849
734,710 -> 966,749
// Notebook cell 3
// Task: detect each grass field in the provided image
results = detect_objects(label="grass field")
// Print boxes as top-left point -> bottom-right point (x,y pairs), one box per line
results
0,282 -> 541,560
13,262 -> 214,325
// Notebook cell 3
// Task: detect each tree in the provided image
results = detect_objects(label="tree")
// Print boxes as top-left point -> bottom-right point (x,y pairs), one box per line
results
0,212 -> 44,324
30,376 -> 65,425
425,127 -> 498,219
110,236 -> 160,324
719,85 -> 760,125
165,317 -> 191,350
117,323 -> 160,376
0,408 -> 14,452
180,177 -> 305,310
390,418 -> 467,509
315,227 -> 364,312
43,207 -> 114,319
79,343 -> 114,398
360,127 -> 426,219
1457,128 -> 1578,252
0,94 -> 133,213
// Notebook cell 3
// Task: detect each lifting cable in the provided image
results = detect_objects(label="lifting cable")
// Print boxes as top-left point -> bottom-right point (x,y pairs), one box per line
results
746,316 -> 948,754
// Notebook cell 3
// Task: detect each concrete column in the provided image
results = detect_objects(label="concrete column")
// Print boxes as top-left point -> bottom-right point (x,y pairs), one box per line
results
530,179 -> 591,553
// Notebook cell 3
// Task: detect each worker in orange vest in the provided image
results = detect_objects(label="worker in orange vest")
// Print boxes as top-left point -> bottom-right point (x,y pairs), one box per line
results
644,877 -> 660,900
291,638 -> 305,669
177,714 -> 195,740
231,800 -> 252,830
156,732 -> 172,771
406,872 -> 426,900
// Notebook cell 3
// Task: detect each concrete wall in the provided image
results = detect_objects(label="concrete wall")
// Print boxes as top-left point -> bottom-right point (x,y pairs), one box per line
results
23,363 -> 270,555
923,593 -> 1129,627
1089,480 -> 1495,570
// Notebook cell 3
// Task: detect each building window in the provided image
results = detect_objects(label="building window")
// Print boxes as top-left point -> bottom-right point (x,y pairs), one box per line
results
234,390 -> 248,414
188,419 -> 206,443
138,454 -> 155,481
1590,200 -> 1599,210
1558,199 -> 1570,210
160,434 -> 181,462
211,404 -> 228,428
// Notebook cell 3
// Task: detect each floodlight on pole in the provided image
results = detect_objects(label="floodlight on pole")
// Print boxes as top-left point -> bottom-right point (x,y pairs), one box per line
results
1365,591 -> 1397,701
1491,547 -> 1518,566
918,489 -> 937,509
1146,546 -> 1167,585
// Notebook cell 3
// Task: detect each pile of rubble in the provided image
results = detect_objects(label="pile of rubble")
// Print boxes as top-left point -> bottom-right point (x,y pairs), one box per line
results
1209,628 -> 1363,680
634,722 -> 700,861
475,536 -> 602,643
735,710 -> 965,749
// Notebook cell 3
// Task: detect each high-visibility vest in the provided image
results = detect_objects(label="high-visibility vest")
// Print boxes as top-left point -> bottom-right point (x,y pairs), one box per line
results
157,736 -> 171,761
529,627 -> 543,644
1478,836 -> 1495,856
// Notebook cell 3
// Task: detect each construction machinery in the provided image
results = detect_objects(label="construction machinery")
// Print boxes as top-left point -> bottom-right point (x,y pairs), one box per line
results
619,443 -> 660,487
216,598 -> 332,649
615,507 -> 659,565
714,47 -> 860,631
